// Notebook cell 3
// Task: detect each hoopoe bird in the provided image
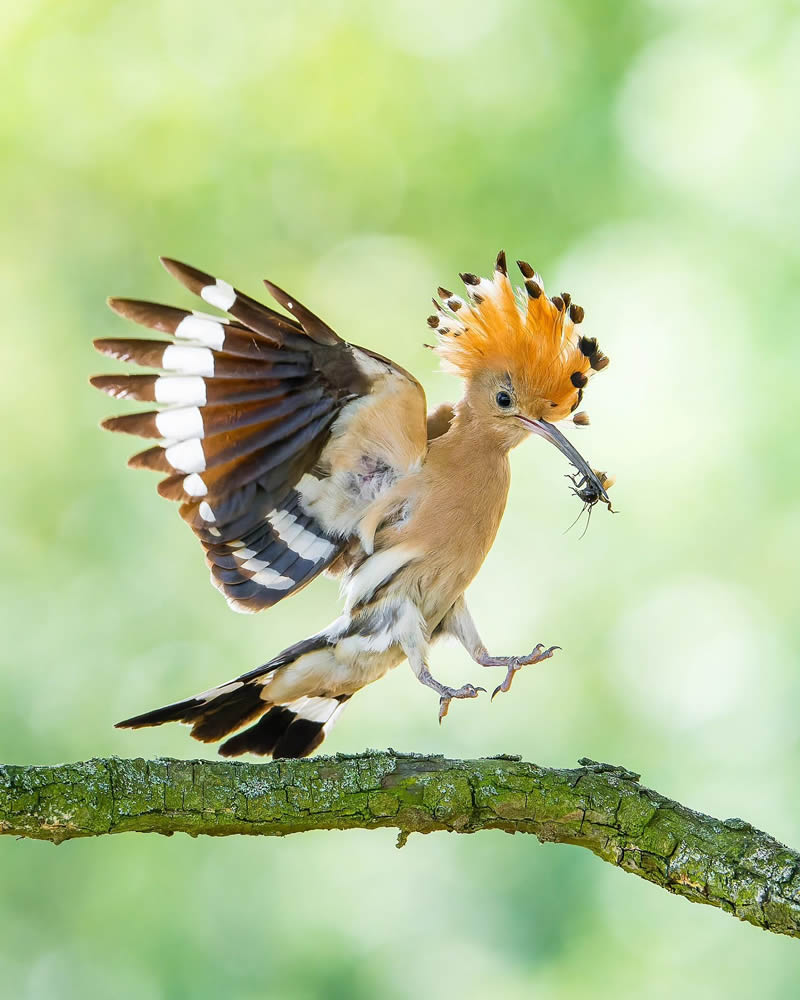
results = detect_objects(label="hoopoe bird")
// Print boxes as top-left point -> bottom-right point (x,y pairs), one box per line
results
91,251 -> 613,759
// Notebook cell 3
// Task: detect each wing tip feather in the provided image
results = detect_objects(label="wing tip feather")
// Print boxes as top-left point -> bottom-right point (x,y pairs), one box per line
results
160,256 -> 209,293
107,296 -> 137,318
263,279 -> 341,346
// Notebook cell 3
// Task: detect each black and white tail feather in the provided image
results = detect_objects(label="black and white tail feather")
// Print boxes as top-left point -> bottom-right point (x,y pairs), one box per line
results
116,633 -> 351,759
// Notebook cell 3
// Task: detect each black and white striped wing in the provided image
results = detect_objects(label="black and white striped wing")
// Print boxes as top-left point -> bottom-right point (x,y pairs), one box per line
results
92,258 -> 370,612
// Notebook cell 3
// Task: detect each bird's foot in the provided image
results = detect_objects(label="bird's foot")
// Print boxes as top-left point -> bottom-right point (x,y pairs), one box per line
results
438,683 -> 485,723
415,666 -> 485,723
491,644 -> 560,700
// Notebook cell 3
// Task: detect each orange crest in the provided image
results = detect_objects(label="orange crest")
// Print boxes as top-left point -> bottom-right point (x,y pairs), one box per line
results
428,251 -> 609,424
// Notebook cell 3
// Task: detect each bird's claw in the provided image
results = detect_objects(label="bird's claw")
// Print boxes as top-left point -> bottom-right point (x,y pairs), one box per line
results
491,644 -> 560,700
438,683 -> 485,723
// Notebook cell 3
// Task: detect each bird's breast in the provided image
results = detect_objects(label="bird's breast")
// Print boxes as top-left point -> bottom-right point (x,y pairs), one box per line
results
397,451 -> 512,603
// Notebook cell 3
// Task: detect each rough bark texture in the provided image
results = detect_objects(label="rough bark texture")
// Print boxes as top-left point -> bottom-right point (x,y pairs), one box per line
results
2,752 -> 798,939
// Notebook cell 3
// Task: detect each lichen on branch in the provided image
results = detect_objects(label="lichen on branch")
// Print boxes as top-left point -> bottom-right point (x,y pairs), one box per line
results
1,752 -> 798,940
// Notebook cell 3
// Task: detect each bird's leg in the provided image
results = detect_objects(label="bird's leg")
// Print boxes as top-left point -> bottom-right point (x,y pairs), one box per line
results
396,599 -> 485,723
436,597 -> 559,700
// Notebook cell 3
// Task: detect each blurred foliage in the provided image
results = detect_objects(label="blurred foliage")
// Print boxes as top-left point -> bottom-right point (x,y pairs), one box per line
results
2,0 -> 800,996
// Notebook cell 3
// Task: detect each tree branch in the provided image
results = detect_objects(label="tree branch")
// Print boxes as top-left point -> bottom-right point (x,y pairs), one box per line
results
2,752 -> 798,938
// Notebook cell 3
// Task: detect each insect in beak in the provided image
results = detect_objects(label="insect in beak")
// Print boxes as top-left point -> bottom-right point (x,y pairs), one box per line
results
517,417 -> 610,506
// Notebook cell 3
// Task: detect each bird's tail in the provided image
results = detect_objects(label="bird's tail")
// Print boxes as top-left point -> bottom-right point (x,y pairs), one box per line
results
115,635 -> 351,759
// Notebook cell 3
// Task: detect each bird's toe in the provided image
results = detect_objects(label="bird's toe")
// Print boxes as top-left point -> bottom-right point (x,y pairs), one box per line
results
438,683 -> 485,723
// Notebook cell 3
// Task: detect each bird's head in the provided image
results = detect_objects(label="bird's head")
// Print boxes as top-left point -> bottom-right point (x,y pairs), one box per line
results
429,251 -> 614,506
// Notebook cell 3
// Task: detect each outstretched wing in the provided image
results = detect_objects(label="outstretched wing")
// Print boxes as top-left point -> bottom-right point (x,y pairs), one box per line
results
92,258 -> 427,612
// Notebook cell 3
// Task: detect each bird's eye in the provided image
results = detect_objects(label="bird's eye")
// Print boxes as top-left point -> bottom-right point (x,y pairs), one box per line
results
495,390 -> 512,409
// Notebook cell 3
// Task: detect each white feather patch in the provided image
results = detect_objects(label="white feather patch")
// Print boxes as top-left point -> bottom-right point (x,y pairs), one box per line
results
198,501 -> 216,523
155,406 -> 204,441
200,279 -> 236,311
162,345 -> 215,376
154,376 -> 207,406
165,438 -> 206,473
276,520 -> 305,546
266,508 -> 336,563
250,567 -> 296,590
285,696 -> 340,724
292,528 -> 336,562
174,314 -> 226,350
268,508 -> 296,534
183,473 -> 208,496
238,554 -> 268,571
302,534 -> 337,562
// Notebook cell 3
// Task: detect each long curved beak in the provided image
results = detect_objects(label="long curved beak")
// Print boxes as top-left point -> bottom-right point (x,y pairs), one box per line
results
518,417 -> 610,504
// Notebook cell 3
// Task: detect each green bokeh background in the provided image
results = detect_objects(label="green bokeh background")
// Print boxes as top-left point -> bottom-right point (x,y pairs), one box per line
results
3,1 -> 800,996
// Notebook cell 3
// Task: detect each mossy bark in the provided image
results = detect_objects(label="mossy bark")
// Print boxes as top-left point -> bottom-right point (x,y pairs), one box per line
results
2,752 -> 798,939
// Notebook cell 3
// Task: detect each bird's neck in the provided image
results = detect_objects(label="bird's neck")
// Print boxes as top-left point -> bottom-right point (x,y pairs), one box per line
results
411,397 -> 512,598
445,398 -> 515,459
426,399 -> 514,504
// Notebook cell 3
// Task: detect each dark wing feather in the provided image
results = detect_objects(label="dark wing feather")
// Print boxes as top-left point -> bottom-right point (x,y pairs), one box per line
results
92,258 -> 371,612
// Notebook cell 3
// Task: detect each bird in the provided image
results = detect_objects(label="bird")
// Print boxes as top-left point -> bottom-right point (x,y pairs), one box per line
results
91,250 -> 613,759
